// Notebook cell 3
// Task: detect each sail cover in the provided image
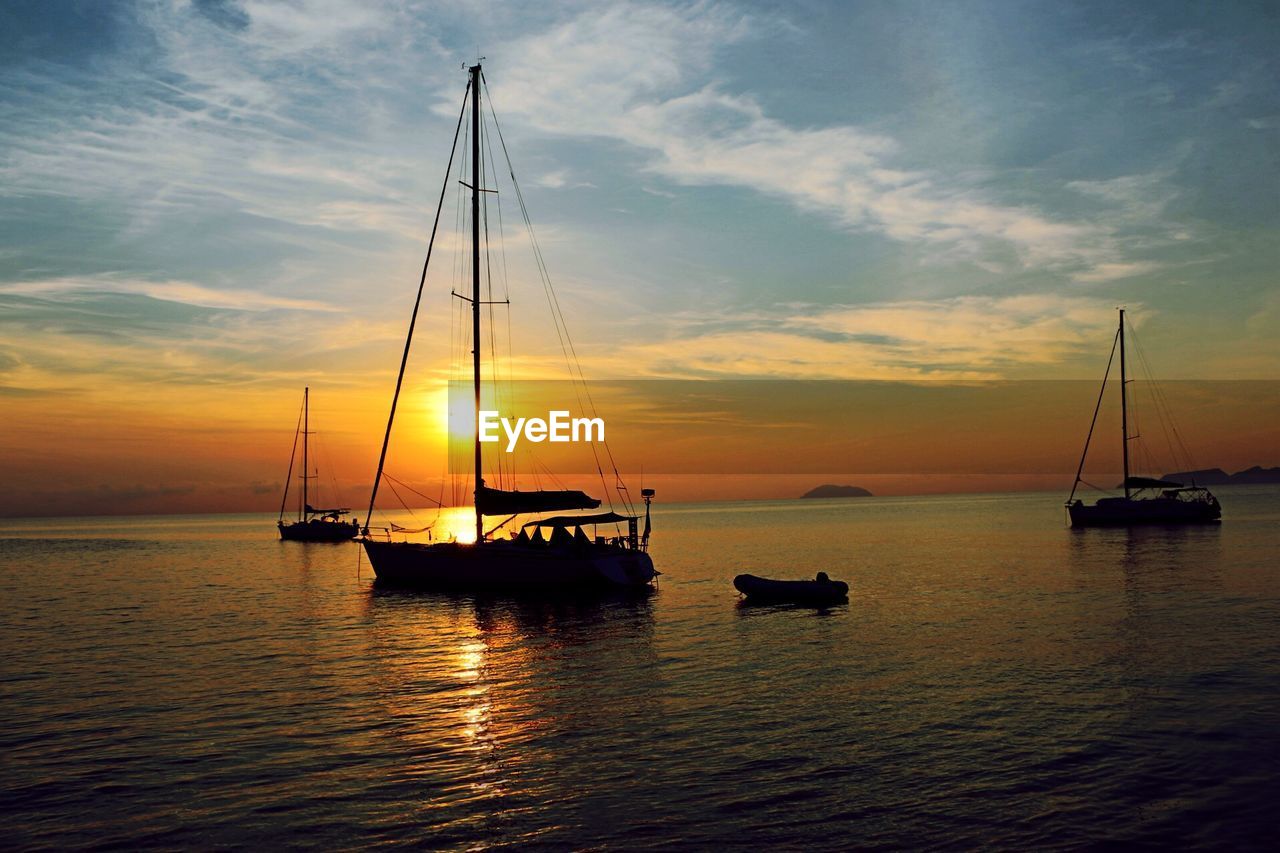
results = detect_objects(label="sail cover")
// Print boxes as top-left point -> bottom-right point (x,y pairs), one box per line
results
305,504 -> 350,515
522,512 -> 633,528
1118,477 -> 1183,490
476,486 -> 600,516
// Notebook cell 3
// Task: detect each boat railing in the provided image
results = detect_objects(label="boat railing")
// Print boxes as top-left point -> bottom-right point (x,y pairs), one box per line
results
1170,487 -> 1217,504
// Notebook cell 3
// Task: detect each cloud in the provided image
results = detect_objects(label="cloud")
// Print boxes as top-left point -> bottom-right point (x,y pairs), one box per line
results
1070,262 -> 1160,284
1,276 -> 340,312
532,168 -> 594,190
589,294 -> 1128,379
0,278 -> 409,395
488,2 -> 1164,279
0,0 -> 445,247
234,0 -> 393,54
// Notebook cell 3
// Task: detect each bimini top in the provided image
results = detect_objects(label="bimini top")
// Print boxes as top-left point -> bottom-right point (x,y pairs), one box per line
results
522,512 -> 634,528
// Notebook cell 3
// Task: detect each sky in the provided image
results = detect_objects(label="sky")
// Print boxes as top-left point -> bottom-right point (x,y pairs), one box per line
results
1,0 -> 1278,516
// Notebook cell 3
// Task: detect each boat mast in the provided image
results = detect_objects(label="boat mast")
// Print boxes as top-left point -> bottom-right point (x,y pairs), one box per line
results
470,62 -> 483,545
1119,310 -> 1130,500
302,385 -> 309,520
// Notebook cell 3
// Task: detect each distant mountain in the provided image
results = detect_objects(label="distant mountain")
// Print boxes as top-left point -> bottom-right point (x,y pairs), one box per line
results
800,484 -> 873,499
1163,466 -> 1280,485
1227,466 -> 1280,484
1162,468 -> 1231,485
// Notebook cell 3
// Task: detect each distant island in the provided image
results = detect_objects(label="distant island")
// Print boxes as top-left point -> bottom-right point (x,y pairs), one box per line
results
1162,466 -> 1280,485
800,484 -> 873,499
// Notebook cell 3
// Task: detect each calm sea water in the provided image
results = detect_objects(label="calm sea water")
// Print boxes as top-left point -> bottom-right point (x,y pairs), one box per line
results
2,489 -> 1279,849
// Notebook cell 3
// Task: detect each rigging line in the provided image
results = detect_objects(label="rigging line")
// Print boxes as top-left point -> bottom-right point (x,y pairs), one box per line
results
1163,385 -> 1195,471
1068,325 -> 1121,504
432,472 -> 447,527
1130,324 -> 1195,472
382,477 -> 421,520
529,445 -> 543,490
484,128 -> 512,302
1148,374 -> 1189,471
1133,369 -> 1162,476
451,114 -> 469,343
315,427 -> 344,508
482,75 -> 614,506
482,75 -> 637,515
278,394 -> 305,522
1126,338 -> 1172,476
495,163 -> 624,507
484,106 -> 516,442
1163,383 -> 1195,470
1146,330 -> 1192,471
500,211 -> 619,508
485,514 -> 517,539
478,90 -> 517,489
531,452 -> 568,490
363,81 -> 470,534
447,103 -> 468,417
454,97 -> 480,502
483,102 -> 517,490
479,112 -> 507,489
481,76 -> 576,373
1129,375 -> 1143,463
382,471 -> 447,508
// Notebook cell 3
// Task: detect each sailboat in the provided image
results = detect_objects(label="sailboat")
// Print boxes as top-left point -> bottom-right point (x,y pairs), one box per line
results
359,63 -> 658,590
1066,309 -> 1221,527
277,387 -> 360,542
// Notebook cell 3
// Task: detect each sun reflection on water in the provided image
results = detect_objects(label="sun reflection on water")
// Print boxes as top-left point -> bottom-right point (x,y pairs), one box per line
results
361,585 -> 660,839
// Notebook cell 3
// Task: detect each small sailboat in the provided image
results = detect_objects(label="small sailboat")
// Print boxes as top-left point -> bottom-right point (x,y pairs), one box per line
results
359,63 -> 657,590
1066,309 -> 1221,527
277,387 -> 359,542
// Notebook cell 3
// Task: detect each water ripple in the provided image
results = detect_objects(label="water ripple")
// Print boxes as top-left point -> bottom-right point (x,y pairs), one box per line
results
2,492 -> 1279,847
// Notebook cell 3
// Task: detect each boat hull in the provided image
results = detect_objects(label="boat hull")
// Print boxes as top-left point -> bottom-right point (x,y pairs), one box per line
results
734,573 -> 849,604
362,539 -> 657,590
1068,496 -> 1221,527
278,520 -> 360,542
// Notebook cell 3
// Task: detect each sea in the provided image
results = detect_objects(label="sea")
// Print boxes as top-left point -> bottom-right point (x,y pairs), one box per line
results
2,488 -> 1278,850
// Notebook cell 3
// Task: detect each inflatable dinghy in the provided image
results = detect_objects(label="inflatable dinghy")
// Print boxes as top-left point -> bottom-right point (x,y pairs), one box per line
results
733,572 -> 848,604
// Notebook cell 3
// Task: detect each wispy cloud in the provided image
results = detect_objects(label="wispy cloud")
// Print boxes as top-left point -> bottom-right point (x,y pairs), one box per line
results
531,168 -> 594,190
0,0 -> 446,249
489,2 -> 1172,280
588,294 -> 1129,379
0,275 -> 340,312
0,277 -> 408,395
1069,262 -> 1161,284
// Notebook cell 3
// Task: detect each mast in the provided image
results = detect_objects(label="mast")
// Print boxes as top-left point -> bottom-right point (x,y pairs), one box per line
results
470,63 -> 483,545
302,385 -> 309,520
1119,310 -> 1130,500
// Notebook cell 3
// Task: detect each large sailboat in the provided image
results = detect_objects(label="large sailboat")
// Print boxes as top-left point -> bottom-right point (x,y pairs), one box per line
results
1066,309 -> 1221,527
359,63 -> 657,590
277,387 -> 360,542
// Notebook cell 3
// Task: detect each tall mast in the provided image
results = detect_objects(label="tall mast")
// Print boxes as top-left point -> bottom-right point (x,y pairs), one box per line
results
470,63 -> 483,545
302,385 -> 309,520
1119,309 -> 1130,500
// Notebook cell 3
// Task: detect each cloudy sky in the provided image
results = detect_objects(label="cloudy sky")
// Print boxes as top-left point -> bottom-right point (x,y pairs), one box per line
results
2,0 -> 1277,514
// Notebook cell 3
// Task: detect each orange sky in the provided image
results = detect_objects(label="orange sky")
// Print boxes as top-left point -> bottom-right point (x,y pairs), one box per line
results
5,3 -> 1280,518
4,376 -> 1275,517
